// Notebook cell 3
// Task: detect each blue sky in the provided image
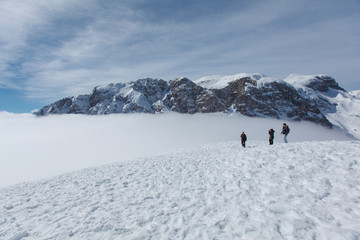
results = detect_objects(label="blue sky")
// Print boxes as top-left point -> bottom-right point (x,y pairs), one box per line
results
0,0 -> 359,113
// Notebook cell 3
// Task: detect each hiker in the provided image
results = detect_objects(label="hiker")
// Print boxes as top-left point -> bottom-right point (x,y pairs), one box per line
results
281,123 -> 290,143
240,132 -> 247,147
268,128 -> 275,145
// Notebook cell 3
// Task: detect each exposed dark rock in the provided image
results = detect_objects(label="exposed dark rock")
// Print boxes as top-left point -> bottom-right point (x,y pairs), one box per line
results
195,90 -> 226,113
163,78 -> 226,113
163,78 -> 204,113
307,76 -> 345,92
35,95 -> 90,115
132,78 -> 169,104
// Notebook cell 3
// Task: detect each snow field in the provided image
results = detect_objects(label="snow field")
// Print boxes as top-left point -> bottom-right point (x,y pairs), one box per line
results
1,140 -> 359,239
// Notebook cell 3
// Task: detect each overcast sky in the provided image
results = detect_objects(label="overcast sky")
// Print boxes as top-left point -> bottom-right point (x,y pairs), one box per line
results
0,0 -> 359,112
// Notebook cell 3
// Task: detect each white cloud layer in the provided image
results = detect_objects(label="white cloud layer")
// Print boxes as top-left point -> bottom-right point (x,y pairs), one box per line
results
0,112 -> 353,188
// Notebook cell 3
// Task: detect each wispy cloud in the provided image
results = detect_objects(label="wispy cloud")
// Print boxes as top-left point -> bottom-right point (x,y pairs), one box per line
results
0,0 -> 96,87
0,0 -> 359,104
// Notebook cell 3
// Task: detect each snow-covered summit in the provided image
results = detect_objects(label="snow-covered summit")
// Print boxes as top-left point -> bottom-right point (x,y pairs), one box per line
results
196,73 -> 344,93
284,74 -> 345,91
194,72 -> 265,89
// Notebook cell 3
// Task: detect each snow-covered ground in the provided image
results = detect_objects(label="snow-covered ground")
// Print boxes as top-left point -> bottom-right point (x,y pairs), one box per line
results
0,112 -> 352,188
1,140 -> 359,239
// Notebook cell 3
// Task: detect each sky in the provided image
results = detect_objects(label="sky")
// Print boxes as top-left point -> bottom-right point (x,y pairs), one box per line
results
0,0 -> 359,113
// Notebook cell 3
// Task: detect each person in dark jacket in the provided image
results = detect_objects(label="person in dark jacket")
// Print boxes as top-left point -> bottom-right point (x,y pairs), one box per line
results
240,132 -> 247,147
268,128 -> 275,145
281,123 -> 290,143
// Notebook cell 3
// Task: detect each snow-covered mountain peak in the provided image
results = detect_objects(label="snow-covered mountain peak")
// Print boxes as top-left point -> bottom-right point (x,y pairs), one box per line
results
95,82 -> 125,89
170,77 -> 197,88
284,73 -> 325,86
284,74 -> 345,93
194,73 -> 346,94
194,73 -> 296,92
194,72 -> 265,89
255,76 -> 288,88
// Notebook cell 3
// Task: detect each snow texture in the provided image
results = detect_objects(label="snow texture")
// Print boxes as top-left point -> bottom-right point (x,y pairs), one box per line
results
1,140 -> 359,239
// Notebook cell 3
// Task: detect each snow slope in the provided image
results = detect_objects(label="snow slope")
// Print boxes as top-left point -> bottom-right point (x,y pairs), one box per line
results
325,92 -> 360,139
1,140 -> 359,239
284,74 -> 360,140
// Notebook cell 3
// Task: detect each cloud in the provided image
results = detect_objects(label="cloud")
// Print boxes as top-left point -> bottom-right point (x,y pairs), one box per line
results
0,112 -> 353,187
1,0 -> 359,104
0,0 -> 97,87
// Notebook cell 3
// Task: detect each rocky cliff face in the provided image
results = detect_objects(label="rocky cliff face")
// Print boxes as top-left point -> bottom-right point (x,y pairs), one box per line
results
34,74 -> 349,127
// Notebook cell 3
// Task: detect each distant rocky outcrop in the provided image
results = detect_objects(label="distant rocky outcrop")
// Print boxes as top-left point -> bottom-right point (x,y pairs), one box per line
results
306,76 -> 345,92
34,74 -> 350,127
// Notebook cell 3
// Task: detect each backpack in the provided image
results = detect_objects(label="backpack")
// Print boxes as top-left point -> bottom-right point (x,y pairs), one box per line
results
286,126 -> 290,134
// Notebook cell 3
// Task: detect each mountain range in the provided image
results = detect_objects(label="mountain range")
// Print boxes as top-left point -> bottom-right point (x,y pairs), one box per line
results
33,73 -> 360,139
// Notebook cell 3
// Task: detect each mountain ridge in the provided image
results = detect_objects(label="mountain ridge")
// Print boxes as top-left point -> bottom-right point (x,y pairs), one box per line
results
33,73 -> 360,138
